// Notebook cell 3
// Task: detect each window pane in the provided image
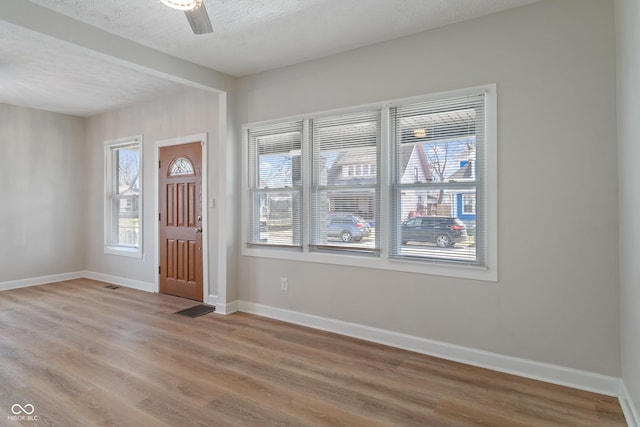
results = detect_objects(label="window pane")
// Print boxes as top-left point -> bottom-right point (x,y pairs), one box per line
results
396,188 -> 476,262
311,111 -> 380,253
311,189 -> 376,250
249,191 -> 301,247
248,122 -> 303,248
392,92 -> 484,265
105,140 -> 141,252
315,118 -> 377,186
256,131 -> 301,189
116,148 -> 140,196
114,197 -> 139,247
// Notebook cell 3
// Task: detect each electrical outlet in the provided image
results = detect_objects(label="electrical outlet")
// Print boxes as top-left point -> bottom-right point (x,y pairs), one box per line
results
280,277 -> 288,291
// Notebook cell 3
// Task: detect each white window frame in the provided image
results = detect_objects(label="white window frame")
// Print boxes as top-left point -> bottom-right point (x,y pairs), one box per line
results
242,85 -> 497,281
245,122 -> 304,248
309,109 -> 381,254
104,135 -> 143,258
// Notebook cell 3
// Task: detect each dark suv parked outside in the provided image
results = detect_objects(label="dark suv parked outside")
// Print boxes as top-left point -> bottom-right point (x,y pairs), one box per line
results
401,216 -> 468,247
327,214 -> 371,242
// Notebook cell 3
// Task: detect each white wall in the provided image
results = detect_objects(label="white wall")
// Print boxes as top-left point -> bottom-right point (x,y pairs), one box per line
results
236,0 -> 620,376
616,0 -> 640,417
84,88 -> 222,296
223,91 -> 239,304
0,104 -> 86,282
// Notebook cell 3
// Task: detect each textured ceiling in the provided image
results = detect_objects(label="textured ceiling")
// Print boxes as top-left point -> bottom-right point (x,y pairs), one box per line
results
27,0 -> 540,77
0,22 -> 186,116
0,0 -> 540,116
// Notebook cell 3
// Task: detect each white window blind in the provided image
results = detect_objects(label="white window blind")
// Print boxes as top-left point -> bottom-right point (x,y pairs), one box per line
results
391,92 -> 486,265
247,121 -> 303,248
310,110 -> 380,253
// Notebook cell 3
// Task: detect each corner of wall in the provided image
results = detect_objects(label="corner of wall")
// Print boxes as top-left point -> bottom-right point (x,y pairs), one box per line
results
620,381 -> 640,427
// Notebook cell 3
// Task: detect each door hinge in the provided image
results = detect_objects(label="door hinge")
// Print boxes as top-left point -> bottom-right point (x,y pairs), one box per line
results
159,160 -> 161,169
159,213 -> 161,221
158,266 -> 161,275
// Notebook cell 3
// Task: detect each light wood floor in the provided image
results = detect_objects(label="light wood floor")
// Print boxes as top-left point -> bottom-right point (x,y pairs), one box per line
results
0,279 -> 626,426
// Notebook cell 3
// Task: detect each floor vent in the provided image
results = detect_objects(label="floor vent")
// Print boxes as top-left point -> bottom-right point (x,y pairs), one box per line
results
174,304 -> 215,318
104,285 -> 121,290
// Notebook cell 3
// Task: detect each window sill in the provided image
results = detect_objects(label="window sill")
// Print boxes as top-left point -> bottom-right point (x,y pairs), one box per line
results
104,246 -> 143,259
242,245 -> 497,282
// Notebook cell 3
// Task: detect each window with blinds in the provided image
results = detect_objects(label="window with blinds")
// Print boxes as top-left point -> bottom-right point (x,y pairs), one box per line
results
310,111 -> 380,253
390,92 -> 486,265
242,85 -> 495,280
247,121 -> 303,248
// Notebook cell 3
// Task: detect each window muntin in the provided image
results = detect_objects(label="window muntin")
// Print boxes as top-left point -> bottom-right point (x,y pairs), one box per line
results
105,138 -> 142,256
391,93 -> 485,265
310,111 -> 380,252
247,122 -> 303,247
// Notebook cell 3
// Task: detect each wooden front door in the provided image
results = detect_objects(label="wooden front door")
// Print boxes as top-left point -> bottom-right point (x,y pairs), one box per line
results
159,142 -> 203,301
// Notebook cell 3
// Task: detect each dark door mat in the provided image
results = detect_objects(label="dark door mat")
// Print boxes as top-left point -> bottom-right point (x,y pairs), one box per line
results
174,304 -> 215,318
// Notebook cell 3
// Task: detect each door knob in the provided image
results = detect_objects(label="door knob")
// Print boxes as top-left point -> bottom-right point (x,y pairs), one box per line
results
195,227 -> 203,233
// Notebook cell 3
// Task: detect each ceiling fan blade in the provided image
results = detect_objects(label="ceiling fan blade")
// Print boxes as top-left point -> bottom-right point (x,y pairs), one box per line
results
184,2 -> 213,35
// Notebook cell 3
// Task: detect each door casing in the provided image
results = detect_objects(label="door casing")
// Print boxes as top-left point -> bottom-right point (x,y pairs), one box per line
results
154,133 -> 209,301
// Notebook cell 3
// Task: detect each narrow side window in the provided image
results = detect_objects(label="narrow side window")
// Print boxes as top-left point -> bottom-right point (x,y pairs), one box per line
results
104,137 -> 143,257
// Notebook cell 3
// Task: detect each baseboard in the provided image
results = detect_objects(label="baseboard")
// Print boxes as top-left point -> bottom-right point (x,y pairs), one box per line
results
0,271 -> 85,291
215,299 -> 239,315
207,294 -> 218,306
620,381 -> 640,427
238,301 -> 621,398
82,271 -> 156,293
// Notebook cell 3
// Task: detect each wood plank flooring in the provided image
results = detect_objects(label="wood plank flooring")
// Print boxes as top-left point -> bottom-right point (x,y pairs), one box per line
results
0,279 -> 627,426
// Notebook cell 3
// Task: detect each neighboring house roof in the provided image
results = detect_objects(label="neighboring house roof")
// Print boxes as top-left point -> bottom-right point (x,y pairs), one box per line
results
326,143 -> 432,185
398,143 -> 433,184
448,161 -> 473,181
327,146 -> 377,185
333,145 -> 377,166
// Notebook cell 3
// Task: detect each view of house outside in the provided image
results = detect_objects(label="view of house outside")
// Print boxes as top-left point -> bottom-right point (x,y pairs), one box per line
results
249,93 -> 484,265
114,147 -> 140,247
254,136 -> 476,261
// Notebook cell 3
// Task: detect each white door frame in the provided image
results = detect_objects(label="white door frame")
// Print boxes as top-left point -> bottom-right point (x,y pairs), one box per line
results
154,133 -> 209,301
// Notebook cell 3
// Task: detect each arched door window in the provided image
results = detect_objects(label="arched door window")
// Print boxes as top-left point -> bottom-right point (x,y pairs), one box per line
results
169,157 -> 194,176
